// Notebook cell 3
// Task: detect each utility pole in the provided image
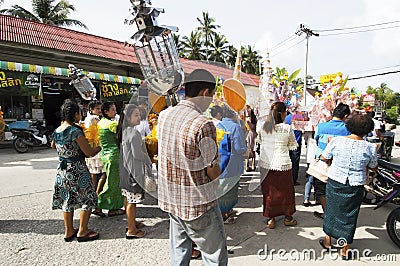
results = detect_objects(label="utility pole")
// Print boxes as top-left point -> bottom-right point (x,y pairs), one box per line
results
296,24 -> 319,106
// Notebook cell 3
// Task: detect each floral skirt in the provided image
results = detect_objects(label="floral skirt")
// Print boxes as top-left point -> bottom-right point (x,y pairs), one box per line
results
52,161 -> 98,212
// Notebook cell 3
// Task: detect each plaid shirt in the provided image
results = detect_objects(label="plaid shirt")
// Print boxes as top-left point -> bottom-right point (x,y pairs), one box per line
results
157,100 -> 218,221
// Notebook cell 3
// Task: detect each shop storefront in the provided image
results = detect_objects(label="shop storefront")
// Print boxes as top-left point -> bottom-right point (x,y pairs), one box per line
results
0,61 -> 142,129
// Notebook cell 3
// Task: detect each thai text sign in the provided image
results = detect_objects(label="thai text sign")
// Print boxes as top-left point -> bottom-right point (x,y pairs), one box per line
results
320,73 -> 339,84
101,82 -> 130,98
0,70 -> 23,89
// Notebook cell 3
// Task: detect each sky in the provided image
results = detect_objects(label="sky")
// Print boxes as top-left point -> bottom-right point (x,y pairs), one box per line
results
2,0 -> 400,93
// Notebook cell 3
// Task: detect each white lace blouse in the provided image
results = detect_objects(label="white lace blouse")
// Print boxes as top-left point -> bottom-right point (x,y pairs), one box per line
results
257,123 -> 298,171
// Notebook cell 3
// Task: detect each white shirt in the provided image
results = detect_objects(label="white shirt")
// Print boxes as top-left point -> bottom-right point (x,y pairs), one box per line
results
134,120 -> 151,139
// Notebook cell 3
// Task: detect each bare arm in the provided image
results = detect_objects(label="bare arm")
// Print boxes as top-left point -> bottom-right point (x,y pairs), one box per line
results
75,136 -> 101,157
207,163 -> 221,180
51,140 -> 56,149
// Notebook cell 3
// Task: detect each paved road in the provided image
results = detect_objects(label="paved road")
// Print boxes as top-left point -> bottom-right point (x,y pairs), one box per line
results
0,129 -> 400,265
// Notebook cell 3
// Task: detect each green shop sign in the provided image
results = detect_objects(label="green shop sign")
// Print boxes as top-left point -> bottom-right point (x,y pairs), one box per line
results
0,70 -> 40,96
100,81 -> 134,101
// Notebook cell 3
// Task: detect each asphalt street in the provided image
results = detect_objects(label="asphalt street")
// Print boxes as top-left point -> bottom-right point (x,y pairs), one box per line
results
0,128 -> 399,265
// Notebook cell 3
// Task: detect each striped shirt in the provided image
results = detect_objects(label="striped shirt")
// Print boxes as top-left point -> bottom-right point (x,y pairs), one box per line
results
157,100 -> 218,221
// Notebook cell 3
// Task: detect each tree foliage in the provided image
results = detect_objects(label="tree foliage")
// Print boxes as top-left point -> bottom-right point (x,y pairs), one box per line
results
175,11 -> 262,75
0,0 -> 87,29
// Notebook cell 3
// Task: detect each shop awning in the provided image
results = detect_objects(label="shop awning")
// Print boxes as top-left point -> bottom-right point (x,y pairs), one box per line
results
0,61 -> 141,85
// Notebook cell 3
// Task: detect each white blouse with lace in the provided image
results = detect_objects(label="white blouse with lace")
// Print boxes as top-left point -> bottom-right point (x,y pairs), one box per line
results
257,123 -> 298,171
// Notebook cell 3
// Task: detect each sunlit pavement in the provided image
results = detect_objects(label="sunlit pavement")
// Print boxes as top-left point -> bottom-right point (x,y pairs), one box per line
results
0,128 -> 399,265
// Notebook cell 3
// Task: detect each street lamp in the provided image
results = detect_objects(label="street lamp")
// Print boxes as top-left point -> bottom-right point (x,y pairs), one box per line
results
68,64 -> 97,101
125,0 -> 183,104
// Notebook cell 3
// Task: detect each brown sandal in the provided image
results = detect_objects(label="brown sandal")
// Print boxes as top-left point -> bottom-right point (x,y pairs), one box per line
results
284,218 -> 297,226
267,218 -> 275,229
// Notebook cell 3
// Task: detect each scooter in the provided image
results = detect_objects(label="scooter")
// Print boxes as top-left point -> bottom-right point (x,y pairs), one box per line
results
10,120 -> 52,153
365,159 -> 400,248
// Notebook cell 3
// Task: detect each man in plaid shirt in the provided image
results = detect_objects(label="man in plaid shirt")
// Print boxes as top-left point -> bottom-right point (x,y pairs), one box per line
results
158,69 -> 228,266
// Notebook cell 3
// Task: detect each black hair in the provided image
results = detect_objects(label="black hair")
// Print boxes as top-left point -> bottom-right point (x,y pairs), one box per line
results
101,101 -> 115,120
345,113 -> 374,138
60,99 -> 80,124
88,100 -> 102,114
263,101 -> 286,134
60,99 -> 84,132
185,81 -> 215,98
332,103 -> 351,119
210,105 -> 223,118
366,111 -> 375,118
116,104 -> 139,146
221,104 -> 236,118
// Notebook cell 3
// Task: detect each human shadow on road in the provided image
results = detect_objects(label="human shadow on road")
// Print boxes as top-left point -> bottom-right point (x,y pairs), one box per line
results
222,176 -> 400,261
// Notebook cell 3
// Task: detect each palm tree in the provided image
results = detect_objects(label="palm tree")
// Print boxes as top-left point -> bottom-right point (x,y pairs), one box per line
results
241,45 -> 262,75
172,33 -> 185,57
209,33 -> 229,63
196,11 -> 220,61
225,45 -> 238,68
181,30 -> 205,60
0,0 -> 87,29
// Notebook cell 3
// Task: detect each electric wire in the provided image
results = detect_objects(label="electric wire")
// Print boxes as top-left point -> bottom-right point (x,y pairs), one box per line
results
268,34 -> 298,52
319,25 -> 400,36
315,20 -> 400,32
270,38 -> 305,58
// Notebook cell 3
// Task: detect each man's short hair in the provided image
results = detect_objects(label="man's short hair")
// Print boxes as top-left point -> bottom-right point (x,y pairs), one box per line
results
184,69 -> 216,98
333,103 -> 351,119
210,105 -> 223,118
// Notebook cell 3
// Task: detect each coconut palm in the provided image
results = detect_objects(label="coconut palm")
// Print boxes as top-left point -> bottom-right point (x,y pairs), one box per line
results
241,45 -> 262,75
172,33 -> 185,58
181,30 -> 205,60
0,0 -> 87,29
209,33 -> 229,63
196,11 -> 220,61
225,45 -> 238,68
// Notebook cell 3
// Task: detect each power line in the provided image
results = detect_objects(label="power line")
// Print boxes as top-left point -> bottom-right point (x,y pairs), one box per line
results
269,38 -> 305,58
268,34 -> 298,52
320,24 -> 400,36
315,20 -> 400,32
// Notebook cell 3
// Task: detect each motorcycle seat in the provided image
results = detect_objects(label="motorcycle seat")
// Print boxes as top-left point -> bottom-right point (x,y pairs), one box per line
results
378,159 -> 400,173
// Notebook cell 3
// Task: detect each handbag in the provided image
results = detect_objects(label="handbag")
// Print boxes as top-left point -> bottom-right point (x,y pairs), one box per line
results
306,156 -> 330,183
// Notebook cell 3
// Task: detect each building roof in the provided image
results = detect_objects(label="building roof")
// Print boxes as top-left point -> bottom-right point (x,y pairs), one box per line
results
0,14 -> 260,86
181,58 -> 260,87
0,14 -> 138,64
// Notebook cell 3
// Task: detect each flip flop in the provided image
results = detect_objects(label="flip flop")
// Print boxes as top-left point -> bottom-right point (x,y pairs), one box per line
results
319,239 -> 339,252
223,216 -> 237,224
126,229 -> 146,239
92,209 -> 106,217
77,230 -> 99,242
64,228 -> 78,242
227,209 -> 237,217
108,209 -> 126,217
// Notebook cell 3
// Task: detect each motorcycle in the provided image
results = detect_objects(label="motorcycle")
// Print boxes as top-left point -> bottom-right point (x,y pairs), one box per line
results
10,120 -> 52,153
364,159 -> 400,247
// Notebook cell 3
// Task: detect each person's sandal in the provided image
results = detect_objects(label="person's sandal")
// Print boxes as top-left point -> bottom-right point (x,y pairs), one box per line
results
223,216 -> 237,224
284,218 -> 297,226
126,229 -> 146,239
267,218 -> 275,229
92,209 -> 106,217
77,230 -> 99,242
